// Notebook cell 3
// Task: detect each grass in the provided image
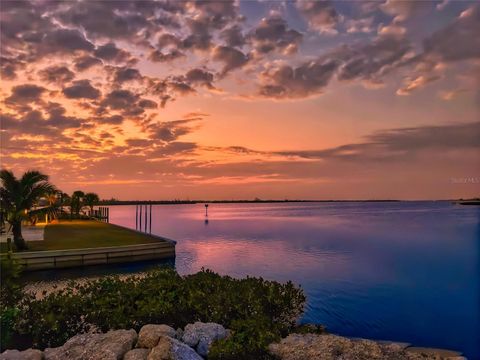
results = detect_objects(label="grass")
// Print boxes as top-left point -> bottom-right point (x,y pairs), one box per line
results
0,220 -> 161,252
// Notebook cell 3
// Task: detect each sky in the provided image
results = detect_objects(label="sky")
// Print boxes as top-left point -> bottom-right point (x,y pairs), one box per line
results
1,0 -> 479,200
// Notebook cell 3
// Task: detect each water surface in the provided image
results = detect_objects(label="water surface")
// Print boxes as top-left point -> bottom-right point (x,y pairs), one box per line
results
33,202 -> 480,357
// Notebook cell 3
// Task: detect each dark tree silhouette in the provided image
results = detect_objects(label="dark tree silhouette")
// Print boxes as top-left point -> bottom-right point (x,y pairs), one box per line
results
0,170 -> 56,250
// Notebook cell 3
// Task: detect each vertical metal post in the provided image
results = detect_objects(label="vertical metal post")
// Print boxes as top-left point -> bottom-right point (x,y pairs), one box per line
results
149,203 -> 152,234
144,204 -> 148,232
139,204 -> 142,231
135,205 -> 138,230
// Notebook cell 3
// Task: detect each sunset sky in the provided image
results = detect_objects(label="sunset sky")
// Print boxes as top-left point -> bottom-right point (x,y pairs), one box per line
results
1,0 -> 479,200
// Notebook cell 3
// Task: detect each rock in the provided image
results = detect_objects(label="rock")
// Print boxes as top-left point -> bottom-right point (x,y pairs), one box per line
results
181,322 -> 228,357
406,347 -> 465,359
147,336 -> 202,360
124,349 -> 150,360
137,325 -> 177,348
0,349 -> 43,360
44,329 -> 137,360
268,333 -> 460,360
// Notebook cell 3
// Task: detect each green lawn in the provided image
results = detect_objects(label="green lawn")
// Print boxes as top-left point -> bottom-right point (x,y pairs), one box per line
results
1,220 -> 160,252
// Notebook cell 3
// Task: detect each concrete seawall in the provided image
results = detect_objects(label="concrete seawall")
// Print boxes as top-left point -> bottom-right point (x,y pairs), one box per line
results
1,242 -> 176,271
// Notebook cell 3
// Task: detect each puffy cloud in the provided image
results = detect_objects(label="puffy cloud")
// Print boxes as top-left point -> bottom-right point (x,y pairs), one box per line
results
148,49 -> 185,62
43,28 -> 95,53
6,84 -> 46,104
0,56 -> 26,80
148,119 -> 199,142
345,17 -> 375,34
94,42 -> 132,63
112,67 -> 143,83
157,33 -> 182,48
220,25 -> 245,47
336,35 -> 412,82
2,103 -> 83,138
168,81 -> 196,95
99,89 -> 156,117
250,16 -> 302,55
259,59 -> 338,98
184,68 -> 215,89
38,65 -> 75,84
63,80 -> 101,99
138,99 -> 157,109
296,0 -> 339,33
100,115 -> 124,125
212,46 -> 249,76
259,33 -> 412,98
74,55 -> 102,71
182,17 -> 213,50
56,1 -> 152,41
380,0 -> 434,22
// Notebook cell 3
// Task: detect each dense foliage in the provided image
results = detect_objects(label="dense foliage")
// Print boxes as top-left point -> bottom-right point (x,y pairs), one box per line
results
0,255 -> 23,349
3,268 -> 306,358
0,170 -> 56,250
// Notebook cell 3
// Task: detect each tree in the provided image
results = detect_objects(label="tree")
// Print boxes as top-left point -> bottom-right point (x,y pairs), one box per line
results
84,192 -> 100,214
70,191 -> 85,217
59,192 -> 70,215
0,170 -> 56,250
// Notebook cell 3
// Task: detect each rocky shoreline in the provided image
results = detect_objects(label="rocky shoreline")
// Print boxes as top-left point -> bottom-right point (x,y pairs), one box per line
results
0,322 -> 465,360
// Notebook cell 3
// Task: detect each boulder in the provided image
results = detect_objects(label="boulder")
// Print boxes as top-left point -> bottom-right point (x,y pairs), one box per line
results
124,349 -> 150,360
137,325 -> 177,348
44,329 -> 137,360
0,349 -> 43,360
147,336 -> 202,360
181,322 -> 228,357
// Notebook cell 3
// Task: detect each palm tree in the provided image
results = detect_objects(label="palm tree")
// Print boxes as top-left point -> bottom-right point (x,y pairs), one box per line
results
70,190 -> 85,217
84,192 -> 100,215
0,170 -> 56,250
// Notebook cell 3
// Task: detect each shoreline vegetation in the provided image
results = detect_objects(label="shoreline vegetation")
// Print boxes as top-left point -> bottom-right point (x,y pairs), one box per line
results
0,268 -> 464,359
1,268 -> 307,358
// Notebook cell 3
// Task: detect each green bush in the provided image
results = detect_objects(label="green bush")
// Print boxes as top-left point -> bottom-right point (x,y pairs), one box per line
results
209,317 -> 280,360
1,255 -> 24,351
14,268 -> 305,358
0,306 -> 20,351
1,254 -> 23,307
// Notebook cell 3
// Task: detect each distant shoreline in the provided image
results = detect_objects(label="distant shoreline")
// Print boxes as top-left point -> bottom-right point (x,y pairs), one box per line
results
98,199 -> 448,205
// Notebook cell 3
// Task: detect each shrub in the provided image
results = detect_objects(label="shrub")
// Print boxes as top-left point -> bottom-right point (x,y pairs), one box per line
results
1,255 -> 23,351
14,268 -> 306,358
0,254 -> 23,307
209,317 -> 280,360
0,306 -> 20,351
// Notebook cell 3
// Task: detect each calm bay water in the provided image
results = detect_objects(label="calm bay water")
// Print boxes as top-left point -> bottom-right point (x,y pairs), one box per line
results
109,201 -> 480,358
29,201 -> 480,357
